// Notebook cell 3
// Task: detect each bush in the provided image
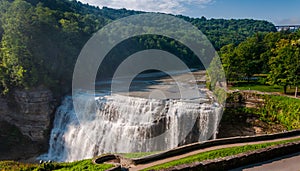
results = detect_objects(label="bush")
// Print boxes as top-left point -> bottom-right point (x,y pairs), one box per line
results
258,95 -> 300,130
225,92 -> 300,130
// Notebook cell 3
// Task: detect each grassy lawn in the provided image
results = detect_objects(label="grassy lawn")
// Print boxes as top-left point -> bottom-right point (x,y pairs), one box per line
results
230,84 -> 282,92
229,82 -> 298,94
119,151 -> 160,159
143,138 -> 300,171
0,159 -> 114,171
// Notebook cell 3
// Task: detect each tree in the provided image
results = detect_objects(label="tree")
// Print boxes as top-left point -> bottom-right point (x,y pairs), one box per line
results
0,0 -> 280,96
260,32 -> 286,73
206,54 -> 227,104
219,43 -> 239,83
235,33 -> 266,81
207,54 -> 226,89
268,39 -> 300,95
0,0 -> 37,93
287,39 -> 300,97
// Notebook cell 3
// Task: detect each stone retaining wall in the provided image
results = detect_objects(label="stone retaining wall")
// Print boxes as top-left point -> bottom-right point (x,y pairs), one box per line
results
132,129 -> 300,165
93,154 -> 121,171
163,141 -> 300,171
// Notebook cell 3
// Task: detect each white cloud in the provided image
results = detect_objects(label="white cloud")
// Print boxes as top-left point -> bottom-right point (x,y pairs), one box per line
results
79,0 -> 213,14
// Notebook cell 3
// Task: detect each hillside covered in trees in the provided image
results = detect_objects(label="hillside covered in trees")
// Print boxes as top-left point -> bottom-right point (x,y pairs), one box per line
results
0,0 -> 277,96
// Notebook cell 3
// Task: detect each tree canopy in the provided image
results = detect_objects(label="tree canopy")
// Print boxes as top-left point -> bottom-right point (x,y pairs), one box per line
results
268,38 -> 300,94
219,30 -> 300,95
0,0 -> 278,96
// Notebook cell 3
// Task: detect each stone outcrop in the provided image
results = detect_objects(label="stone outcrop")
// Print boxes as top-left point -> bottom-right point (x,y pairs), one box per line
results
0,88 -> 54,143
226,90 -> 265,108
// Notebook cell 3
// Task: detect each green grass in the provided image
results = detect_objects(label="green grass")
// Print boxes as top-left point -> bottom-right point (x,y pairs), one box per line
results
230,82 -> 298,94
143,138 -> 300,171
230,83 -> 282,92
119,151 -> 160,159
0,159 -> 114,171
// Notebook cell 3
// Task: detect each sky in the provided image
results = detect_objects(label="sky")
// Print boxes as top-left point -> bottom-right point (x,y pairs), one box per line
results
78,0 -> 300,25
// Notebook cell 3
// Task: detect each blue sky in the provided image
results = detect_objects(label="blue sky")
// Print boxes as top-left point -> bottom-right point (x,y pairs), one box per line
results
79,0 -> 300,25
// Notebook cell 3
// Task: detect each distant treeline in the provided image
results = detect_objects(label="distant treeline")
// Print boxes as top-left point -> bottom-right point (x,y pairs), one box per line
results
0,0 -> 277,95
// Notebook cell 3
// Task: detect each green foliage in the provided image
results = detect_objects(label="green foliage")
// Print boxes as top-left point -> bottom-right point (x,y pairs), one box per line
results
219,43 -> 239,82
220,33 -> 271,82
268,39 -> 300,94
257,95 -> 300,130
206,55 -> 226,90
0,0 -> 109,95
206,55 -> 227,104
178,16 -> 277,50
143,138 -> 300,170
50,159 -> 114,171
0,160 -> 114,171
257,77 -> 268,85
260,32 -> 288,73
235,33 -> 266,79
0,0 -> 277,95
0,0 -> 34,92
0,161 -> 37,171
225,92 -> 300,130
220,30 -> 300,94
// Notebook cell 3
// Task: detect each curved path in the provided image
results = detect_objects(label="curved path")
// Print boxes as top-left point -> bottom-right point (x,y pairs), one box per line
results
129,135 -> 300,171
231,152 -> 300,171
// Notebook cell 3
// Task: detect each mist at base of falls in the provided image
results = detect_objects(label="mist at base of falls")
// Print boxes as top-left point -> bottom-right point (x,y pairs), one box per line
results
41,71 -> 223,162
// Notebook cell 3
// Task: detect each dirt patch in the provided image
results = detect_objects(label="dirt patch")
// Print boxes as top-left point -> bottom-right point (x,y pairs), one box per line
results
218,115 -> 286,138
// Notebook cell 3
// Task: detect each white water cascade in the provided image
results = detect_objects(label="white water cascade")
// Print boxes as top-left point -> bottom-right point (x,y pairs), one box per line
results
43,92 -> 222,162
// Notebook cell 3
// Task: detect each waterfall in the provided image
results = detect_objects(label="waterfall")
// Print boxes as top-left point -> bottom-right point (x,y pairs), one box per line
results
42,92 -> 222,162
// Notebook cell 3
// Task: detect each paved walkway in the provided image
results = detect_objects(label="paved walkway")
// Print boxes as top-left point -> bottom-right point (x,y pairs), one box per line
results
231,152 -> 300,171
129,135 -> 300,171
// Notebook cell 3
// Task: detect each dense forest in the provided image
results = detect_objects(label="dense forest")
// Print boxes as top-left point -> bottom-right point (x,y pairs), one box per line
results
178,15 -> 277,49
0,0 -> 278,96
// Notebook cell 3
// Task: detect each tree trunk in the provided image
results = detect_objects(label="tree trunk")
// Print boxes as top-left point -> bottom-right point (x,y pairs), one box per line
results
295,86 -> 298,97
284,85 -> 287,94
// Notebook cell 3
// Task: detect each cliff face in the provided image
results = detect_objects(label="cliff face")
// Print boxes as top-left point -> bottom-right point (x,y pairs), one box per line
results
0,89 -> 54,143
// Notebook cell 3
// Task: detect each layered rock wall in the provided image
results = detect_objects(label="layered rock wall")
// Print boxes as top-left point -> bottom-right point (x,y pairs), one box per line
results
0,89 -> 54,142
